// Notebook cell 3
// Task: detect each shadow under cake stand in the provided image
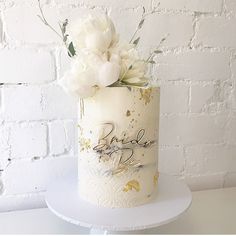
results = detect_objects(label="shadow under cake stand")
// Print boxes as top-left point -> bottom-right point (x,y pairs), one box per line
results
45,173 -> 192,234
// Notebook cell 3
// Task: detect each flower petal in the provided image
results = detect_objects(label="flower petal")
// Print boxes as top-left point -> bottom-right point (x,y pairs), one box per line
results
98,62 -> 120,87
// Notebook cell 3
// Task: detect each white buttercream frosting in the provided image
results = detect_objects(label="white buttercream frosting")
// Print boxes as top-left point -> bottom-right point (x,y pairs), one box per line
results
78,86 -> 160,208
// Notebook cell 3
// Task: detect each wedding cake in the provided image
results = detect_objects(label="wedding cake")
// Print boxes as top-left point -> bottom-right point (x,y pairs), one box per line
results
78,87 -> 160,207
38,4 -> 163,208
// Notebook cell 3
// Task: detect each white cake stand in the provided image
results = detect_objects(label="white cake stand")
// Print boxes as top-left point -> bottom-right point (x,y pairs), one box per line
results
45,173 -> 192,234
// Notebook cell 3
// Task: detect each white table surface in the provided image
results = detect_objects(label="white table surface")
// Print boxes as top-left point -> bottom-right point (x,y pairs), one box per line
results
0,187 -> 235,234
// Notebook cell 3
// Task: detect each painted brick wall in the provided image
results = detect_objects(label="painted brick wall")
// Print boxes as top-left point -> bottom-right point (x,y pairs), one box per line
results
0,0 -> 236,211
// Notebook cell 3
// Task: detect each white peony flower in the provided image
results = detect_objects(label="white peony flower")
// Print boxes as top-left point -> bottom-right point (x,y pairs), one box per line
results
58,14 -> 149,99
59,51 -> 121,99
109,42 -> 148,86
58,58 -> 97,99
69,14 -> 119,53
98,61 -> 120,87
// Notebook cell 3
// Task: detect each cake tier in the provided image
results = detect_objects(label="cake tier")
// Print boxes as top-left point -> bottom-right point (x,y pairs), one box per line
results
78,86 -> 160,208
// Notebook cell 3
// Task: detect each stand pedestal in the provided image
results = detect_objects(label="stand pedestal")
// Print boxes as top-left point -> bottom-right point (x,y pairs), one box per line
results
45,173 -> 192,234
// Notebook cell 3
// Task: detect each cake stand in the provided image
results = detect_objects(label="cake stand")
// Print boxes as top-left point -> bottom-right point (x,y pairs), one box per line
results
45,173 -> 192,234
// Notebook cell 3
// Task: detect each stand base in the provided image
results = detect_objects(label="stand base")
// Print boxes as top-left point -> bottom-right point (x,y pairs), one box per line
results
45,173 -> 192,233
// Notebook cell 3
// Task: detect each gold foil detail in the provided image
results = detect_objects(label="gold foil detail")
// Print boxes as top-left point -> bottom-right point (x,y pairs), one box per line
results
139,88 -> 152,105
79,137 -> 91,151
154,172 -> 159,186
123,180 -> 140,192
126,110 -> 131,117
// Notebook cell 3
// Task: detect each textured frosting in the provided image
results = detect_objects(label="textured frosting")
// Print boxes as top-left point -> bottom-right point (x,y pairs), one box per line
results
78,87 -> 160,208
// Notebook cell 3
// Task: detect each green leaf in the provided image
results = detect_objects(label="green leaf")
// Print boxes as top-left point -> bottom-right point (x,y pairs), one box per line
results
127,86 -> 132,91
138,19 -> 145,29
68,42 -> 76,57
133,37 -> 140,46
62,19 -> 68,28
142,6 -> 146,14
63,34 -> 68,42
160,37 -> 167,44
154,50 -> 162,54
148,60 -> 156,64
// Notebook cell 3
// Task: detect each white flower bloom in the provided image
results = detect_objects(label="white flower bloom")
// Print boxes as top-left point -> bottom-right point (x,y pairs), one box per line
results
109,42 -> 148,85
69,14 -> 119,53
98,61 -> 120,87
58,58 -> 97,99
59,51 -> 120,99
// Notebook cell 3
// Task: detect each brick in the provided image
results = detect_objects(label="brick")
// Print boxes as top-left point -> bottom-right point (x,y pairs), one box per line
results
58,5 -> 102,20
158,147 -> 184,175
185,145 -> 236,175
109,8 -> 142,43
232,56 -> 236,77
160,83 -> 189,113
155,51 -> 230,81
184,173 -> 224,191
225,0 -> 236,15
160,114 -> 227,145
9,123 -> 47,158
2,157 -> 76,194
154,0 -> 223,13
2,84 -> 77,121
0,17 -> 3,44
64,120 -> 77,155
0,48 -> 54,84
2,86 -> 43,121
0,126 -> 10,167
55,0 -> 151,9
190,84 -> 215,113
195,17 -> 236,48
3,86 -> 44,120
232,58 -> 236,111
48,121 -> 68,156
41,84 -> 77,120
4,5 -> 60,44
226,117 -> 236,145
0,179 -> 4,195
139,14 -> 193,49
224,172 -> 236,188
191,81 -> 232,114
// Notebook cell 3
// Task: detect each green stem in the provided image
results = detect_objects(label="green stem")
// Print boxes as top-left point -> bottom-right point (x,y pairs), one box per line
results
37,0 -> 62,39
37,0 -> 73,57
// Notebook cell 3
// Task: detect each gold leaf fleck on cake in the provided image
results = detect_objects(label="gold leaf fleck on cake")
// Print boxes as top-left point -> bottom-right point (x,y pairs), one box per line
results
123,180 -> 140,192
79,137 -> 91,151
126,110 -> 131,117
154,172 -> 159,186
139,88 -> 153,105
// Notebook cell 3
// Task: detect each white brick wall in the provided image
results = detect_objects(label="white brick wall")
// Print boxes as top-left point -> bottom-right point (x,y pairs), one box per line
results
155,0 -> 223,13
9,123 -> 47,159
0,0 -> 236,212
195,17 -> 236,48
155,51 -> 230,81
0,48 -> 55,84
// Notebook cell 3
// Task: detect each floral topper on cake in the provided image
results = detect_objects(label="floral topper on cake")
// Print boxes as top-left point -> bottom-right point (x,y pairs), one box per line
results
38,1 -> 166,99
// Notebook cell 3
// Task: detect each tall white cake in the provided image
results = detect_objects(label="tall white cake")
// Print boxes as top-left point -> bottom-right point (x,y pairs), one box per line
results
78,86 -> 160,208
